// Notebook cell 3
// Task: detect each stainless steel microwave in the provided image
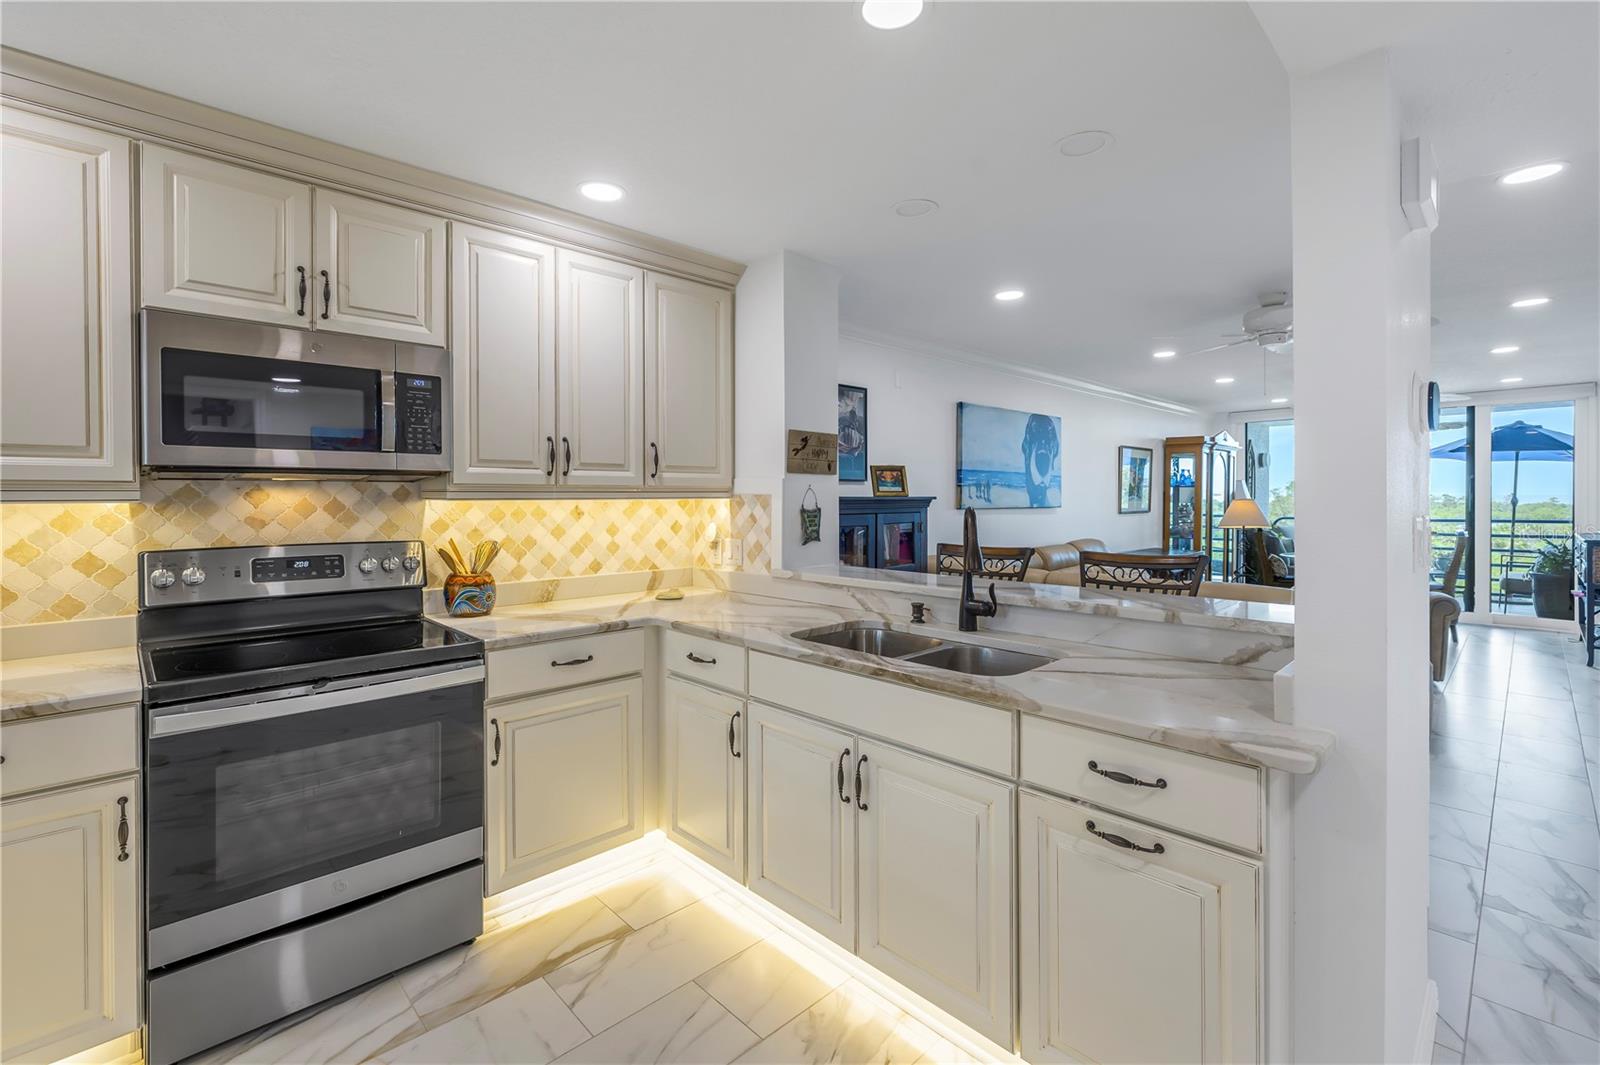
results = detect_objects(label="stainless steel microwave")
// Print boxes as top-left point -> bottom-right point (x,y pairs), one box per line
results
141,310 -> 449,475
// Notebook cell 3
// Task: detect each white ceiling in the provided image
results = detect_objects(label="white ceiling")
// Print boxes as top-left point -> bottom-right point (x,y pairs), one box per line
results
2,2 -> 1594,411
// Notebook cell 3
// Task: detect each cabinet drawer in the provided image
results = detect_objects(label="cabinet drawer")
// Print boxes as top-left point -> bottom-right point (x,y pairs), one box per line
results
1020,716 -> 1261,853
1,705 -> 139,798
662,630 -> 746,693
487,630 -> 645,701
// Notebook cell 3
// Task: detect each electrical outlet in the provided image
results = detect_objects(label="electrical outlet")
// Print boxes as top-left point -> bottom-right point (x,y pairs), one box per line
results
725,541 -> 743,567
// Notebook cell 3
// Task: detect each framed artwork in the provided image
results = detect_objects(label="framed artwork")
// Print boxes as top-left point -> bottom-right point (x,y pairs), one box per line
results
838,384 -> 868,482
956,402 -> 1061,509
870,464 -> 908,496
1118,445 -> 1154,514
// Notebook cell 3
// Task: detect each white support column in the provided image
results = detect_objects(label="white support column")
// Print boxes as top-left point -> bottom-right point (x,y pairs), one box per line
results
1288,50 -> 1435,1063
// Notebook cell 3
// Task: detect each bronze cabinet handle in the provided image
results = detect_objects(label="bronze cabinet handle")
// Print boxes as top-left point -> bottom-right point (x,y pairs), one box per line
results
728,711 -> 741,758
837,748 -> 851,804
685,652 -> 717,666
320,269 -> 331,318
562,437 -> 572,477
546,436 -> 556,477
552,654 -> 594,667
296,266 -> 307,316
650,442 -> 660,479
116,796 -> 130,862
1087,760 -> 1167,790
855,754 -> 869,811
1086,820 -> 1164,854
490,719 -> 501,767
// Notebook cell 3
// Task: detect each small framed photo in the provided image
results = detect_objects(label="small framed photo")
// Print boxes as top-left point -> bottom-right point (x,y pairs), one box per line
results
870,465 -> 908,497
1118,445 -> 1154,514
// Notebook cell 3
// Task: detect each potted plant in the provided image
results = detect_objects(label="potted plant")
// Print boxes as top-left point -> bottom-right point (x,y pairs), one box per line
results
1529,538 -> 1576,620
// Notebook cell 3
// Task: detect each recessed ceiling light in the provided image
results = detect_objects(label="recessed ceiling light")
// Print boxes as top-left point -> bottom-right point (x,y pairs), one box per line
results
1500,376 -> 1524,384
1056,130 -> 1116,157
1510,296 -> 1551,308
861,0 -> 923,30
1214,377 -> 1235,385
993,289 -> 1025,302
1152,349 -> 1177,359
1270,397 -> 1289,404
893,198 -> 939,217
1500,162 -> 1564,185
578,181 -> 625,202
1490,345 -> 1520,355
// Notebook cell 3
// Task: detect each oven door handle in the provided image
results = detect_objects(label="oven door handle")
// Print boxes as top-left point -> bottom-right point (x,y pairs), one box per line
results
149,661 -> 485,737
380,371 -> 398,454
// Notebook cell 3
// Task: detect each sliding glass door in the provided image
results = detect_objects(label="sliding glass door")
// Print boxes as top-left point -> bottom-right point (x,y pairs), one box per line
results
1429,407 -> 1475,613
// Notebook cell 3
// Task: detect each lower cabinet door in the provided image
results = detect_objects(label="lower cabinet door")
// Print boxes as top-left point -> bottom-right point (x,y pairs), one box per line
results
1,776 -> 139,1062
661,677 -> 744,879
745,702 -> 855,948
1018,789 -> 1262,1064
856,739 -> 1014,1047
486,678 -> 644,895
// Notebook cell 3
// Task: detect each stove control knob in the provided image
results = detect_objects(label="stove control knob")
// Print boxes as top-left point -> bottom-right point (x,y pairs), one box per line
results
402,557 -> 421,573
381,555 -> 400,573
358,556 -> 378,575
149,566 -> 176,590
180,564 -> 206,587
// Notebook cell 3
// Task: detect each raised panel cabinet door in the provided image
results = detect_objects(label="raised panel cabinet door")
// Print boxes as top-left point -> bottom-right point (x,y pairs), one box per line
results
556,250 -> 644,487
643,273 -> 733,490
139,143 -> 311,326
1,777 -> 138,1063
314,188 -> 447,345
856,739 -> 1014,1046
1017,790 -> 1262,1065
744,702 -> 855,948
0,109 -> 136,494
449,224 -> 557,487
485,678 -> 644,895
661,677 -> 744,879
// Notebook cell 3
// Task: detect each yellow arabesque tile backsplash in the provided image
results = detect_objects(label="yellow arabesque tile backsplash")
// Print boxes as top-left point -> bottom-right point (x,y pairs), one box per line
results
0,482 -> 771,626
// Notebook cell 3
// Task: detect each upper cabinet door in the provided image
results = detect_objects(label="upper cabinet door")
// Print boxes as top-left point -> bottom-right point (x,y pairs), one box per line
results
643,273 -> 733,491
556,250 -> 644,488
0,109 -> 136,496
140,144 -> 311,327
449,224 -> 557,488
313,189 -> 447,345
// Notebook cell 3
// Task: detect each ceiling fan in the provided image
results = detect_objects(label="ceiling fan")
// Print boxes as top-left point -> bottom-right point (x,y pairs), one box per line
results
1180,291 -> 1294,357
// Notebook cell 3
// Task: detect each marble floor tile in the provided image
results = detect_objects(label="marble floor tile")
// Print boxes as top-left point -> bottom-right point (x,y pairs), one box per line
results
377,980 -> 590,1065
1435,690 -> 1509,720
546,897 -> 764,1033
697,934 -> 850,1038
1491,798 -> 1600,870
1432,767 -> 1499,818
1448,671 -> 1511,700
1476,910 -> 1600,987
594,865 -> 710,931
1495,763 -> 1596,819
1433,708 -> 1507,746
554,983 -> 759,1065
731,981 -> 940,1065
1432,804 -> 1493,869
1464,997 -> 1600,1064
1431,929 -> 1477,1051
1505,692 -> 1581,721
1508,670 -> 1574,700
1503,709 -> 1582,745
397,895 -> 631,1030
189,977 -> 423,1065
1432,736 -> 1504,777
1471,949 -> 1600,1041
1431,856 -> 1487,944
1432,1041 -> 1464,1064
1499,735 -> 1593,780
1482,845 -> 1599,939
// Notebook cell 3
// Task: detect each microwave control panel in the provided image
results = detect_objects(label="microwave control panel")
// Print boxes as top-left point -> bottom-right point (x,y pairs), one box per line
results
396,375 -> 443,454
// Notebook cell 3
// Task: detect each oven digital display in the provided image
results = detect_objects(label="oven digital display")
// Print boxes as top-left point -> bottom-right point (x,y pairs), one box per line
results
251,555 -> 346,583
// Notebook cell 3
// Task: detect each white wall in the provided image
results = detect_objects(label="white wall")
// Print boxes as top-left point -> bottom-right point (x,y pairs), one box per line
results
836,332 -> 1209,553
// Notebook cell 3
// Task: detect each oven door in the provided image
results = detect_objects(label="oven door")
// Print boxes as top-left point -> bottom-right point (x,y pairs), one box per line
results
145,660 -> 485,968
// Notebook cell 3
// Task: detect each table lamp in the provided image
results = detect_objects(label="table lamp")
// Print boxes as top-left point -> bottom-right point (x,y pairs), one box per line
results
1218,480 -> 1268,581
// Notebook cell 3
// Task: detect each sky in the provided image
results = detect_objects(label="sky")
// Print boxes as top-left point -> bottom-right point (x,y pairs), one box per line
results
1430,402 -> 1576,504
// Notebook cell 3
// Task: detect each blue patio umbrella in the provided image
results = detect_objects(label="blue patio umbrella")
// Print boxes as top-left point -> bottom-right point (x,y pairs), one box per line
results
1430,419 -> 1574,573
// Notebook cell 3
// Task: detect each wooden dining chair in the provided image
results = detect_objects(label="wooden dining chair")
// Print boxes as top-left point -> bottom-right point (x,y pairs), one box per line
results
935,543 -> 1033,582
1078,550 -> 1205,597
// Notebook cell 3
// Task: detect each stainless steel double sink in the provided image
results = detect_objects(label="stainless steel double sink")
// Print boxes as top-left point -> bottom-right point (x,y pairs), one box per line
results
792,622 -> 1051,677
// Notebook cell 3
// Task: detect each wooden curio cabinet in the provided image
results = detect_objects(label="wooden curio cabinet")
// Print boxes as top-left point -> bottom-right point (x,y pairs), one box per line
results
1162,432 -> 1239,578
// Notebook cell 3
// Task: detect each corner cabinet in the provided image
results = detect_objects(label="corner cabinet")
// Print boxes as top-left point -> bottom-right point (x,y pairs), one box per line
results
644,273 -> 734,490
0,109 -> 138,499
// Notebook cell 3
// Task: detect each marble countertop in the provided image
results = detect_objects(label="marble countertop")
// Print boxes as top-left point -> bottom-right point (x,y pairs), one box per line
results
437,587 -> 1331,774
0,646 -> 143,723
777,564 -> 1296,638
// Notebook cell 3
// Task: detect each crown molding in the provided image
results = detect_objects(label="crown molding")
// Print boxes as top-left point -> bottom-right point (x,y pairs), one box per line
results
0,47 -> 744,287
838,323 -> 1202,417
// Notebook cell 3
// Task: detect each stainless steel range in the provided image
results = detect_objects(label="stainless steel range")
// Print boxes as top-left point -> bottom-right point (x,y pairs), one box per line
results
137,541 -> 485,1065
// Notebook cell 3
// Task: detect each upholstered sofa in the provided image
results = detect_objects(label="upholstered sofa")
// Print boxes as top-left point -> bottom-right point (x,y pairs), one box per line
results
1023,539 -> 1295,605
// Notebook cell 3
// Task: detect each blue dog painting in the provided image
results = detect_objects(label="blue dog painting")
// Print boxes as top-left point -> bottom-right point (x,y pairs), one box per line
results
956,402 -> 1062,509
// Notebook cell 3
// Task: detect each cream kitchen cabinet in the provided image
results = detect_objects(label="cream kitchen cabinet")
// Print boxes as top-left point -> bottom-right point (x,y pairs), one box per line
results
142,145 -> 445,344
0,108 -> 137,499
449,223 -> 558,488
1018,788 -> 1262,1064
1,776 -> 139,1064
643,272 -> 733,491
556,250 -> 645,488
660,676 -> 744,880
485,676 -> 645,895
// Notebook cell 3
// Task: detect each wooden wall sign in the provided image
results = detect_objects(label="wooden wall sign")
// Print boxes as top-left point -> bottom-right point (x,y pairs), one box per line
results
786,430 -> 838,474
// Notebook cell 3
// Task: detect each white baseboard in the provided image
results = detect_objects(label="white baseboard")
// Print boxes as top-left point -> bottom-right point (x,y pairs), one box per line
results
1413,978 -> 1440,1064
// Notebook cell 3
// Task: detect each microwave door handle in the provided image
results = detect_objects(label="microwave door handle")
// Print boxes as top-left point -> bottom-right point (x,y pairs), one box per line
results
380,371 -> 397,453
